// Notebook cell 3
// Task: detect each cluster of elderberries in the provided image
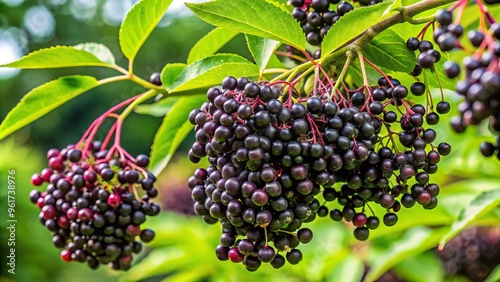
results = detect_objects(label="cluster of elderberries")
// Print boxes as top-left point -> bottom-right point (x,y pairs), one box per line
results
290,0 -> 354,45
289,0 -> 383,45
429,6 -> 500,159
406,37 -> 442,71
29,141 -> 160,270
438,227 -> 500,281
322,77 -> 450,240
187,74 -> 449,269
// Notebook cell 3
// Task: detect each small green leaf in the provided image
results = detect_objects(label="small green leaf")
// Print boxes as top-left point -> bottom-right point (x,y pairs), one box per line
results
439,189 -> 500,248
119,0 -> 174,61
326,254 -> 364,282
169,54 -> 259,93
366,226 -> 449,282
73,43 -> 115,65
393,252 -> 445,282
0,76 -> 99,140
0,46 -> 113,69
485,264 -> 500,282
187,27 -> 239,64
134,98 -> 179,117
186,0 -> 305,49
245,34 -> 281,71
363,29 -> 416,73
424,62 -> 456,91
160,63 -> 187,91
321,1 -> 393,58
149,95 -> 206,175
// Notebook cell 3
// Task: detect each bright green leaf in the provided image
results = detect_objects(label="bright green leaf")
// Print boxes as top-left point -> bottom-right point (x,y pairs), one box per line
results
134,98 -> 179,117
0,46 -> 114,69
245,34 -> 281,71
187,27 -> 239,64
439,189 -> 500,249
119,0 -> 174,61
424,62 -> 456,91
326,254 -> 364,282
186,0 -> 305,49
149,95 -> 206,175
366,227 -> 449,282
73,43 -> 115,65
160,63 -> 187,91
363,29 -> 416,73
393,252 -> 445,282
321,1 -> 393,58
0,76 -> 99,140
169,54 -> 259,92
485,264 -> 500,282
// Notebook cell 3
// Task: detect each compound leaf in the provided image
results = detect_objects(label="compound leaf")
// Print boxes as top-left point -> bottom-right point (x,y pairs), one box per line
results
119,0 -> 174,61
0,76 -> 99,140
169,54 -> 259,93
321,1 -> 393,58
161,63 -> 187,91
363,29 -> 416,73
439,189 -> 500,249
1,46 -> 114,69
149,95 -> 206,175
73,43 -> 116,65
186,0 -> 305,49
245,34 -> 281,71
187,27 -> 239,64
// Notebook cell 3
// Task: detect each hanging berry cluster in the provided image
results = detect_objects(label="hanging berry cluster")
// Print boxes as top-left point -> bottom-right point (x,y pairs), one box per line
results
29,97 -> 160,270
290,0 -> 382,46
186,71 -> 449,270
430,0 -> 500,159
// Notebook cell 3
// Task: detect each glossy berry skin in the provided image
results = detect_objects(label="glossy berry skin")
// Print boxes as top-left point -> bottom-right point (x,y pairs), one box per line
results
149,72 -> 162,86
353,227 -> 369,241
108,194 -> 122,208
286,249 -> 303,265
228,248 -> 244,263
31,143 -> 160,270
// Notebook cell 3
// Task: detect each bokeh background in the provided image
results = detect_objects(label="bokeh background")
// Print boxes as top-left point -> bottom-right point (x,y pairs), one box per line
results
0,0 -> 500,281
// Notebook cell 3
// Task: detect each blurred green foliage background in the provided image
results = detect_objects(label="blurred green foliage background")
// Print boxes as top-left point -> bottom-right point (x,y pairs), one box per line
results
0,1 -> 500,282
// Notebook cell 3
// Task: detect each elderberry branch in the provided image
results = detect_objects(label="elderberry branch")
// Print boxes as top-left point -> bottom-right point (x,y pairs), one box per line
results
329,50 -> 354,101
119,89 -> 159,121
321,0 -> 455,64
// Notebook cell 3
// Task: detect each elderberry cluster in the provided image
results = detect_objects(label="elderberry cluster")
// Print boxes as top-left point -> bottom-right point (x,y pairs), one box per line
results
29,142 -> 160,270
324,77 -> 450,240
289,0 -> 383,46
290,0 -> 354,45
187,74 -> 449,269
406,37 -> 442,71
431,8 -> 500,159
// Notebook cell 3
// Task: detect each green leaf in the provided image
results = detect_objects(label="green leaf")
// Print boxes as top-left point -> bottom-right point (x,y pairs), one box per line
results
363,29 -> 416,73
149,95 -> 206,175
134,98 -> 179,117
321,1 -> 393,58
0,76 -> 99,140
326,254 -> 364,282
393,252 -> 445,282
245,34 -> 281,71
186,0 -> 305,49
73,43 -> 115,65
169,54 -> 259,93
0,46 -> 114,69
424,62 -> 456,91
119,0 -> 174,61
187,27 -> 239,64
439,189 -> 500,249
160,63 -> 187,91
366,226 -> 449,282
485,264 -> 500,282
